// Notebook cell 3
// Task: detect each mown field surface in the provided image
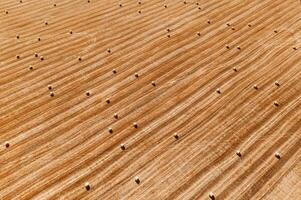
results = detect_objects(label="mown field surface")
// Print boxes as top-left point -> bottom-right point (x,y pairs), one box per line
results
0,0 -> 301,199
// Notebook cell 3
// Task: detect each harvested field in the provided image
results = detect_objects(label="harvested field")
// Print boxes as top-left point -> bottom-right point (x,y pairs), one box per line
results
0,0 -> 301,199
